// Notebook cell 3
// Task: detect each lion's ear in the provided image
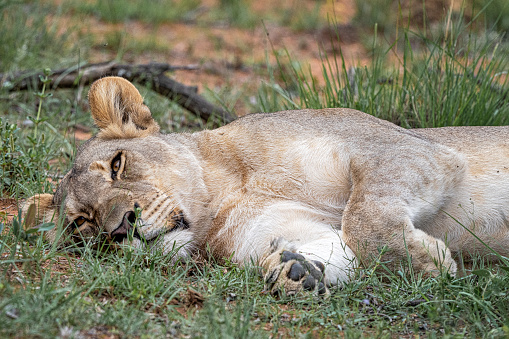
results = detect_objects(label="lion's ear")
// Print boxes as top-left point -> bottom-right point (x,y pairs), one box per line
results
22,194 -> 58,242
88,76 -> 160,139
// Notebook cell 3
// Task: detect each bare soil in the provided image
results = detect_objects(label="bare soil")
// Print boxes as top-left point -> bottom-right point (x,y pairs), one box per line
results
0,198 -> 19,224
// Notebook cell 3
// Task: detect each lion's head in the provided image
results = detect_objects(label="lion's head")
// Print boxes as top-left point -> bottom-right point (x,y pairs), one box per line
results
22,77 -> 209,258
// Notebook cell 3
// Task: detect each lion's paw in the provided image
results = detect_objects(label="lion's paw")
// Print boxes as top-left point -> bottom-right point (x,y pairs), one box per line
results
262,250 -> 329,297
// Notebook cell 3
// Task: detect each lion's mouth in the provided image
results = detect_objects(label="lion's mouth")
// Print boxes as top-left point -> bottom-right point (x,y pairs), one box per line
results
110,207 -> 191,244
110,211 -> 141,242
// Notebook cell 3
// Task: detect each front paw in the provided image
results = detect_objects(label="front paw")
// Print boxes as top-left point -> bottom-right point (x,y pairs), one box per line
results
262,250 -> 329,296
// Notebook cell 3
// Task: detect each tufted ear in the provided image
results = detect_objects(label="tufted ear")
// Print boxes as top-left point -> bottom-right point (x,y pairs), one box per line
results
88,76 -> 160,139
22,194 -> 59,243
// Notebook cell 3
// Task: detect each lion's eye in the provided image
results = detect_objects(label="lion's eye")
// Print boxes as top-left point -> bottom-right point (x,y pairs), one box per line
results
74,216 -> 86,227
112,159 -> 121,172
110,152 -> 124,180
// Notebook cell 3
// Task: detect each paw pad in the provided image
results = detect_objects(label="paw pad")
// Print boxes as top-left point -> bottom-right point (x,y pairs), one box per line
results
263,250 -> 329,296
288,262 -> 306,281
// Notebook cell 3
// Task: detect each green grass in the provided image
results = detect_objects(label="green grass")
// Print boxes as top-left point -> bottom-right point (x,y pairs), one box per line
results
258,12 -> 509,128
0,1 -> 82,73
1,220 -> 508,337
101,30 -> 171,58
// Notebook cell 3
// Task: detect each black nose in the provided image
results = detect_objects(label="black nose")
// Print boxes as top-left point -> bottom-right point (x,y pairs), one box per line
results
111,211 -> 138,242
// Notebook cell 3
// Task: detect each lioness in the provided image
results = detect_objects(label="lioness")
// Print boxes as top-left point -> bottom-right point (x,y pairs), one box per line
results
23,77 -> 509,295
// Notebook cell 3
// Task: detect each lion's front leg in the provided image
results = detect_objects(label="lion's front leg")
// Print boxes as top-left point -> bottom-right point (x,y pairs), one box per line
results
258,228 -> 357,296
209,197 -> 357,296
260,236 -> 357,296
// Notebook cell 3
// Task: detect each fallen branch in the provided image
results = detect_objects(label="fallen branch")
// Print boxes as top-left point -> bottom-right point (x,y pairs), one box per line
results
0,61 -> 236,123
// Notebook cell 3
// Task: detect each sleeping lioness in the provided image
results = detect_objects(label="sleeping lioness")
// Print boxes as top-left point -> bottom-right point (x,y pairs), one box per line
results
23,77 -> 509,295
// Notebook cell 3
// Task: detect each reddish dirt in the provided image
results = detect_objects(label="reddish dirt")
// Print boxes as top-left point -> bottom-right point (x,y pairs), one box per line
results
74,127 -> 93,141
0,198 -> 19,224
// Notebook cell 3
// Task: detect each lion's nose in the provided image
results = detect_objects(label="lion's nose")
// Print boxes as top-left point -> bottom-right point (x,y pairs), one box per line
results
111,211 -> 137,241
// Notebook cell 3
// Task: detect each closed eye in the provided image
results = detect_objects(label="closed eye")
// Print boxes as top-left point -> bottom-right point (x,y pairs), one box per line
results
72,216 -> 87,228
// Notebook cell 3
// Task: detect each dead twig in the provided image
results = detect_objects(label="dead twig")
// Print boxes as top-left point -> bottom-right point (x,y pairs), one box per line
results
0,61 -> 235,124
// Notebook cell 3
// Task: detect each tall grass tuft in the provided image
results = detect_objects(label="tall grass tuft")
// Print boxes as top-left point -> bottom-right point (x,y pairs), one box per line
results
258,13 -> 509,128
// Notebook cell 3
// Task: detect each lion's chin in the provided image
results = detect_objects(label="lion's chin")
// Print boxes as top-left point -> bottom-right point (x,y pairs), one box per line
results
117,228 -> 195,262
117,236 -> 143,250
115,226 -> 166,249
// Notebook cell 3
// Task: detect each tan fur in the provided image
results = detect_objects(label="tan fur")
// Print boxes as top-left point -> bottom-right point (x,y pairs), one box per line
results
21,194 -> 58,243
88,77 -> 159,139
24,77 -> 509,292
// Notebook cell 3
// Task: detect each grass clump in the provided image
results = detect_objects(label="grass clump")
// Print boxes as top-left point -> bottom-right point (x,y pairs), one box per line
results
259,10 -> 509,128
